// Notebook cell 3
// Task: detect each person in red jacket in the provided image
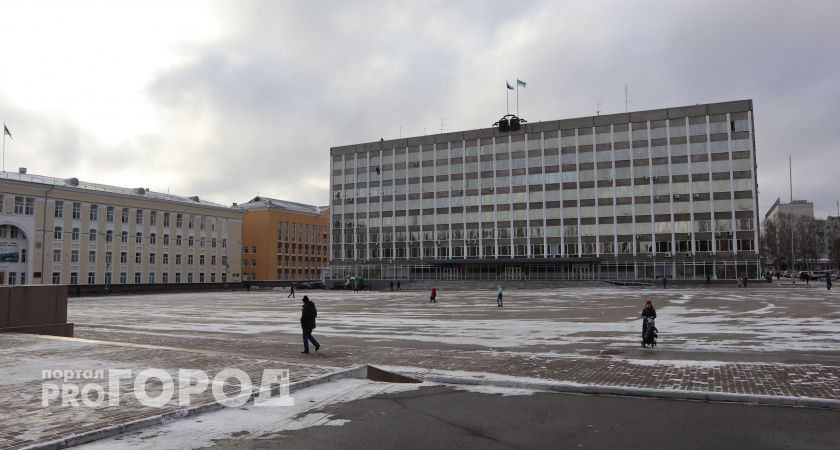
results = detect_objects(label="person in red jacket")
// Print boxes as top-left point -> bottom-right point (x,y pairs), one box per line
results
430,287 -> 437,303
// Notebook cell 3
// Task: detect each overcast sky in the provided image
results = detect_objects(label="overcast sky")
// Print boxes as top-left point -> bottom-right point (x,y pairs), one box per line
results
1,0 -> 838,218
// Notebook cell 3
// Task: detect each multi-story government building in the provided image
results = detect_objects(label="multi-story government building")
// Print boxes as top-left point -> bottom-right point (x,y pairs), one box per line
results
0,171 -> 243,288
329,99 -> 760,282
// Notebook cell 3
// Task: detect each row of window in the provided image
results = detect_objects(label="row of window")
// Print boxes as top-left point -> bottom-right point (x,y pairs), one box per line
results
334,238 -> 757,260
51,249 -> 229,266
53,271 -> 225,285
51,201 -> 229,231
51,227 -> 227,247
276,221 -> 327,245
242,259 -> 321,269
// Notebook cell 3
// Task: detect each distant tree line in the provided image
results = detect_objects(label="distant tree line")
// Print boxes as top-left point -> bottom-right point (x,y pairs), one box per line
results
762,213 -> 839,271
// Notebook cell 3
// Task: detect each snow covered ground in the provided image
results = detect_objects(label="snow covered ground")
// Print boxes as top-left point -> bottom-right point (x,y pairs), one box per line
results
69,287 -> 840,355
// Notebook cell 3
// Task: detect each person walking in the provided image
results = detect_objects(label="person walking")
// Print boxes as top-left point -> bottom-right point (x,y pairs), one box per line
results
641,300 -> 657,347
389,281 -> 394,291
288,284 -> 295,298
300,295 -> 320,354
497,285 -> 504,307
397,281 -> 401,291
430,287 -> 437,303
827,274 -> 833,291
662,276 -> 667,289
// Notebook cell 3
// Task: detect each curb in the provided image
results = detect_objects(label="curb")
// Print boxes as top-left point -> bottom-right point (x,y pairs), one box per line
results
25,365 -> 369,450
421,374 -> 840,410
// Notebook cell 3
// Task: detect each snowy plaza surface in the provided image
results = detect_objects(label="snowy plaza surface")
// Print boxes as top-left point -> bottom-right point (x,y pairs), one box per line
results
2,285 -> 840,449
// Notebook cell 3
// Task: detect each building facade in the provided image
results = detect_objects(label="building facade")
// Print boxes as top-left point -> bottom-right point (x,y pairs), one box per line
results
329,100 -> 760,281
0,171 -> 242,287
239,197 -> 329,281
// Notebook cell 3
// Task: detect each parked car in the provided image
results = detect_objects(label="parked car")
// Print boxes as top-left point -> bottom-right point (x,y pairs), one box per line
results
297,281 -> 325,289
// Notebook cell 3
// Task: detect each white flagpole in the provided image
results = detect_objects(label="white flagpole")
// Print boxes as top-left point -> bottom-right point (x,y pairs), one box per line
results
2,122 -> 6,172
506,84 -> 509,115
516,82 -> 519,117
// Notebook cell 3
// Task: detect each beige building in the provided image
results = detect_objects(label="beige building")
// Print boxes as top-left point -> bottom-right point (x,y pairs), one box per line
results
0,171 -> 242,287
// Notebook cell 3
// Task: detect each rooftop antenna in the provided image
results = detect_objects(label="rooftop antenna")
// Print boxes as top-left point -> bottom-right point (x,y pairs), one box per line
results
624,84 -> 630,112
596,102 -> 601,116
439,118 -> 447,133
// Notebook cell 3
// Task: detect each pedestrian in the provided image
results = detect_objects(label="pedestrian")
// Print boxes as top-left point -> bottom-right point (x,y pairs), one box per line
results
497,285 -> 503,307
827,274 -> 833,291
662,276 -> 667,289
742,273 -> 748,288
430,287 -> 437,303
706,273 -> 711,283
641,300 -> 657,346
389,281 -> 394,291
288,284 -> 295,298
300,295 -> 320,354
397,281 -> 401,291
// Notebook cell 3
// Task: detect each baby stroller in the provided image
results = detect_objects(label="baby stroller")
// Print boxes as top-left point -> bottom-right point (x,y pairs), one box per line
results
642,317 -> 658,347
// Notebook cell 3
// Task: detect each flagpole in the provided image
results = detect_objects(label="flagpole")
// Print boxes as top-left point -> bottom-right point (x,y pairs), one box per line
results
2,122 -> 5,173
516,82 -> 519,117
506,85 -> 509,115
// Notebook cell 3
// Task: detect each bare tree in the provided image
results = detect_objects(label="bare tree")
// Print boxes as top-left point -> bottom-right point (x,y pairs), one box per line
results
828,236 -> 840,271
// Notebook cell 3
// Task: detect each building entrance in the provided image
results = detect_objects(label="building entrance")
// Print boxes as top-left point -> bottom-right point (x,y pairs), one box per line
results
503,266 -> 522,280
571,264 -> 591,280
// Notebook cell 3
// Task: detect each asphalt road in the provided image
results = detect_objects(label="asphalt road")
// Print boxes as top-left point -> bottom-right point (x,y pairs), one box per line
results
209,386 -> 840,450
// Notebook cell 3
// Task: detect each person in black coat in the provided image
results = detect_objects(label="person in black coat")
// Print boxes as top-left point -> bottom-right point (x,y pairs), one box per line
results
300,295 -> 320,353
641,300 -> 656,332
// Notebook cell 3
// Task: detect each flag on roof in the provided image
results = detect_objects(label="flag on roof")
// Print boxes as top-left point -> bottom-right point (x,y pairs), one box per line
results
3,124 -> 11,139
517,79 -> 527,88
506,81 -> 514,90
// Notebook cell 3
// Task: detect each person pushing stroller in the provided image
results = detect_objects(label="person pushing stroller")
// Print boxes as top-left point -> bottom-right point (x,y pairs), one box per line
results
641,300 -> 658,347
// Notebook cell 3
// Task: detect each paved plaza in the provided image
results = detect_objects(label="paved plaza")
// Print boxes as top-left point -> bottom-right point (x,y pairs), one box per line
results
2,285 -> 840,448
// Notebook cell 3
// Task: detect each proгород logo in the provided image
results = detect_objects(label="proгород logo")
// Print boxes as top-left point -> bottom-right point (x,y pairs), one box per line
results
41,368 -> 294,408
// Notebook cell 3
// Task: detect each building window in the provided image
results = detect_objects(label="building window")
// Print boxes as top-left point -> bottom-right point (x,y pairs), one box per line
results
176,235 -> 183,246
200,217 -> 206,230
149,273 -> 155,283
162,273 -> 168,284
199,273 -> 205,283
53,250 -> 61,263
211,238 -> 217,248
175,273 -> 181,283
200,237 -> 205,247
13,196 -> 24,214
88,251 -> 96,263
89,229 -> 97,241
150,253 -> 156,264
88,272 -> 96,284
121,208 -> 129,223
164,212 -> 170,227
150,211 -> 157,226
210,273 -> 216,283
105,251 -> 112,265
54,226 -> 63,240
25,197 -> 34,215
54,201 -> 64,218
52,272 -> 61,284
136,209 -> 144,225
189,236 -> 194,246
104,272 -> 112,285
188,254 -> 194,265
187,272 -> 193,283
150,233 -> 157,245
106,230 -> 114,242
163,253 -> 169,264
135,252 -> 142,264
106,206 -> 115,222
199,255 -> 205,265
136,232 -> 143,244
121,231 -> 128,243
72,202 -> 81,219
120,252 -> 127,264
70,272 -> 78,285
71,228 -> 80,241
211,255 -> 216,266
176,254 -> 182,265
176,214 -> 183,228
163,234 -> 170,246
120,272 -> 127,284
189,216 -> 194,229
90,205 -> 99,221
134,272 -> 141,284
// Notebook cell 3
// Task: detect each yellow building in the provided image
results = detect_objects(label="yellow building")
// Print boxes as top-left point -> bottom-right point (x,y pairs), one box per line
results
0,170 -> 243,287
239,197 -> 329,281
